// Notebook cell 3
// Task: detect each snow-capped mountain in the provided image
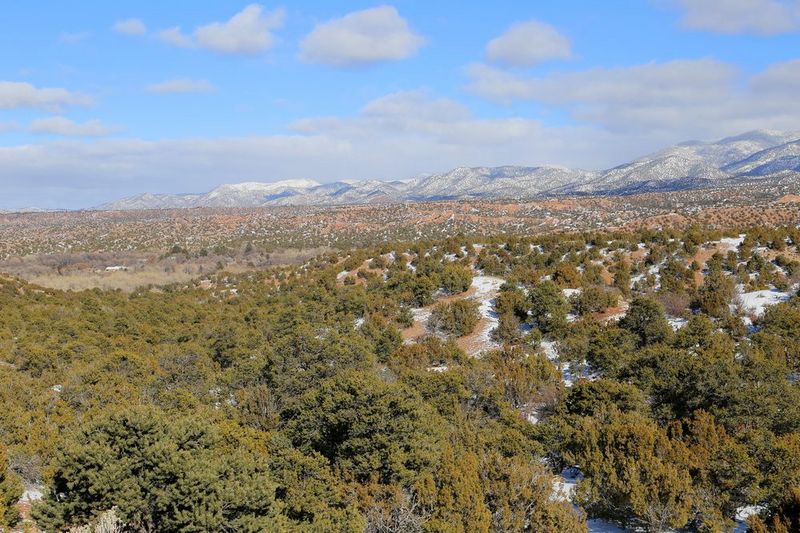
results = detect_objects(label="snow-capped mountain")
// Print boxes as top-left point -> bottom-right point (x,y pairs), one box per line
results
405,166 -> 598,199
722,139 -> 800,177
97,130 -> 800,210
570,130 -> 799,195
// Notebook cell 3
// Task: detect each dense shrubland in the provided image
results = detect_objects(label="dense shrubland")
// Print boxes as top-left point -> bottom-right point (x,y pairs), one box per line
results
0,225 -> 798,531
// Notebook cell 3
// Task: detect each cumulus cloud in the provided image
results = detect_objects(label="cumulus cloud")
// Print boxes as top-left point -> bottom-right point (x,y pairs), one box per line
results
0,81 -> 92,111
675,0 -> 800,35
299,5 -> 424,66
145,78 -> 217,94
486,20 -> 571,66
466,58 -> 800,137
29,117 -> 116,137
113,18 -> 147,35
157,4 -> 285,54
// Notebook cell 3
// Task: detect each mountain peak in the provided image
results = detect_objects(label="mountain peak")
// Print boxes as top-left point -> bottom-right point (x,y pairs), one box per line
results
95,130 -> 800,211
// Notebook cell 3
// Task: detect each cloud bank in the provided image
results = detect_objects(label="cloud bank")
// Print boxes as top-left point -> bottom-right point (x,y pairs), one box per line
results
675,0 -> 800,35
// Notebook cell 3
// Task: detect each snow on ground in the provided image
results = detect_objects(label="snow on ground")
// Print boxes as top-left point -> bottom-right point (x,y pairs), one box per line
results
586,519 -> 634,533
551,468 -> 632,532
468,275 -> 504,346
551,467 -> 581,502
735,286 -> 790,317
541,340 -> 559,362
668,317 -> 688,331
563,288 -> 581,298
411,307 -> 431,324
733,505 -> 764,533
21,488 -> 42,501
720,235 -> 746,250
540,341 -> 594,387
561,361 -> 596,388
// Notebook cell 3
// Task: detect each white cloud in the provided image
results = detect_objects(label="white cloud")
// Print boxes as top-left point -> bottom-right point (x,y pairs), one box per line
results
157,4 -> 285,54
751,58 -> 800,93
145,78 -> 217,94
113,18 -> 147,35
29,117 -> 116,137
157,27 -> 194,48
0,81 -> 92,111
299,5 -> 424,67
486,20 -> 571,66
466,58 -> 800,137
675,0 -> 800,34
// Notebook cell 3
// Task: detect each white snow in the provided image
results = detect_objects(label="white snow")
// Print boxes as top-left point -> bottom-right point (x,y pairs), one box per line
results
541,340 -> 559,362
668,317 -> 688,331
21,488 -> 43,501
720,235 -> 745,250
586,519 -> 632,533
540,340 -> 594,387
551,468 -> 632,532
735,286 -> 790,317
466,275 -> 504,354
563,288 -> 582,298
551,467 -> 581,502
733,505 -> 764,533
411,307 -> 432,324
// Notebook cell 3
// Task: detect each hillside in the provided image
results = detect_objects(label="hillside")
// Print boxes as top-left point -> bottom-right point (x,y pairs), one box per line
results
3,225 -> 800,532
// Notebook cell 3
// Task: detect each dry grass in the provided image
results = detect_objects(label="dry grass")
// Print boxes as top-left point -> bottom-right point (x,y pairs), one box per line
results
0,247 -> 328,292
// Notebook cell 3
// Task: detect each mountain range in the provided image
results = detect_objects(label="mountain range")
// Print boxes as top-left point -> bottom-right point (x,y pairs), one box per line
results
98,130 -> 800,210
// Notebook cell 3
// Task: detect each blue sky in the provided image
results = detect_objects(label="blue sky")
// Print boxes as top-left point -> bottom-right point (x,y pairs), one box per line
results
2,1 -> 800,208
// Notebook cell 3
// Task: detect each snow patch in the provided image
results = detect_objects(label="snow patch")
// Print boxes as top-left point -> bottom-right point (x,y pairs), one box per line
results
720,235 -> 745,250
668,317 -> 688,331
468,275 -> 504,352
21,488 -> 43,501
735,286 -> 790,317
733,505 -> 764,533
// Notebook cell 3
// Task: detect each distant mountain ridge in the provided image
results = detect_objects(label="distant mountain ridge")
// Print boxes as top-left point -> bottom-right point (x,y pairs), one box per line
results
97,130 -> 800,210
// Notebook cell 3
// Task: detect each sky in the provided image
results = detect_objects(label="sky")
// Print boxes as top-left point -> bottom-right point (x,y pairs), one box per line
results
1,0 -> 800,209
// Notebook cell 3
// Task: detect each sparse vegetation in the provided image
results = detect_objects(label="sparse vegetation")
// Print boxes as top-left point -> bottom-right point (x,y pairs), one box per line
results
1,216 -> 800,531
